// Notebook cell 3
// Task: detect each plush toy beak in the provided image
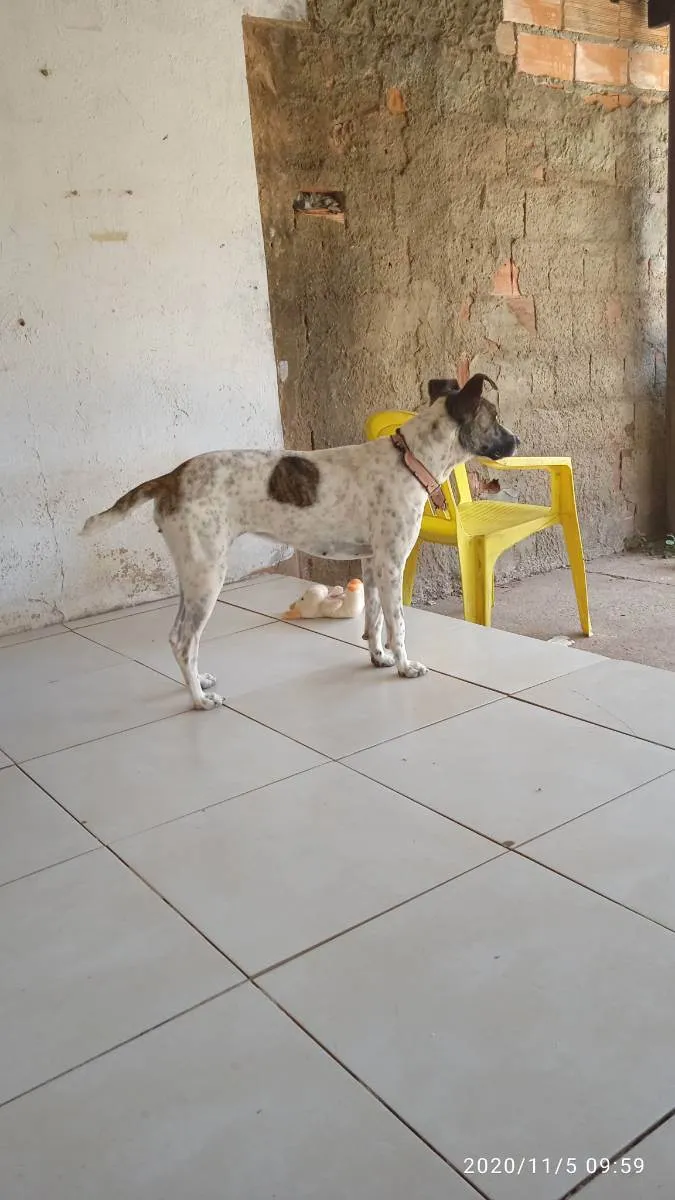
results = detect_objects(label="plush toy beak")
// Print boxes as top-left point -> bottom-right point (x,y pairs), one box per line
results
346,578 -> 362,592
282,607 -> 300,619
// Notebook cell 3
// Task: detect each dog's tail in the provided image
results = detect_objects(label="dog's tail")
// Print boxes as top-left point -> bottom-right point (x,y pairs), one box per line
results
81,476 -> 166,537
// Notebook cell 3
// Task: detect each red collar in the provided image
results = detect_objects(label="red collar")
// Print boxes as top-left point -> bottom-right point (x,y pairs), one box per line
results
390,429 -> 446,512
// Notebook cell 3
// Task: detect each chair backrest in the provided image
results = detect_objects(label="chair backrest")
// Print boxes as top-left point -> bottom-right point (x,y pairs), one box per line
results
363,409 -> 473,521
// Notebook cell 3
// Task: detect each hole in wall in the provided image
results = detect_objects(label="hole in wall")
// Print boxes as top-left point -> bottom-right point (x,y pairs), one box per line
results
292,191 -> 345,224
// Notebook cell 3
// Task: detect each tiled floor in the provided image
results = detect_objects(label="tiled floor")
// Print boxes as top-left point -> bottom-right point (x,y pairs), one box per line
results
2,575 -> 675,1199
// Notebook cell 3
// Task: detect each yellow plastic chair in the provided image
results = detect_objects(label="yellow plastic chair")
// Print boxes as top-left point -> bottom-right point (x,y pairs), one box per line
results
364,410 -> 592,635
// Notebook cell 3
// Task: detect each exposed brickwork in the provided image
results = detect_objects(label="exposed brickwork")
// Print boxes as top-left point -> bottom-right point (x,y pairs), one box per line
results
620,1 -> 669,48
507,0 -> 669,95
565,0 -> 620,39
630,47 -> 670,89
518,30 -> 575,78
576,42 -> 629,85
503,0 -> 562,27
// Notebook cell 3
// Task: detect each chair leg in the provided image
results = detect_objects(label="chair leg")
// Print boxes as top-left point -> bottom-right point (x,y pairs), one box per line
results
402,540 -> 421,606
457,540 -> 495,627
560,513 -> 592,636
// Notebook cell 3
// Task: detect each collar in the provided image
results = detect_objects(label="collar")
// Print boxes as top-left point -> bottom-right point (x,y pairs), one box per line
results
390,429 -> 447,512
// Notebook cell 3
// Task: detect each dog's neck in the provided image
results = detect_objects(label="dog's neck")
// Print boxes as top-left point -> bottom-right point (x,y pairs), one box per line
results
398,401 -> 467,483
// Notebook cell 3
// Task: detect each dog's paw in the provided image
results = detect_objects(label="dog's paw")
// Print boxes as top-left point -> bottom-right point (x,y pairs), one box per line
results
370,650 -> 395,668
194,691 -> 226,710
199,672 -> 217,689
398,660 -> 428,679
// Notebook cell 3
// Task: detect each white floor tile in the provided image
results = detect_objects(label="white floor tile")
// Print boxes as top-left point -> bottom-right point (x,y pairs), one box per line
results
67,597 -> 177,629
396,608 -> 604,693
165,620 -> 365,693
223,574 -> 313,617
520,659 -> 675,749
288,605 -> 604,694
264,855 -> 675,1200
1,660 -> 189,761
0,623 -> 68,648
25,708 -> 325,842
0,849 -> 240,1104
0,767 -> 96,886
0,751 -> 12,770
345,699 -> 675,845
0,985 -> 473,1200
231,659 -> 498,757
582,1117 -> 672,1195
76,602 -> 272,678
116,762 -> 499,973
526,770 -> 675,929
0,630 -> 122,691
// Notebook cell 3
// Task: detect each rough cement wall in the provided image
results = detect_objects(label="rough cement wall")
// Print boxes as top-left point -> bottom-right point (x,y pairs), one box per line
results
0,0 -> 305,634
245,0 -> 667,602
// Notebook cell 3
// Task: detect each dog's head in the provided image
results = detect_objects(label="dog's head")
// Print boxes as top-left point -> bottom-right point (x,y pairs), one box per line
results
428,374 -> 519,461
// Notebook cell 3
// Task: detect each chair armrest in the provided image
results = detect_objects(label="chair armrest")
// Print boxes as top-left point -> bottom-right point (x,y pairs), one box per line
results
476,456 -> 572,471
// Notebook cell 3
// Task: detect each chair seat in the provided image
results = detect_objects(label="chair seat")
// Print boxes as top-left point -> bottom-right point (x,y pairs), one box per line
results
421,502 -> 554,545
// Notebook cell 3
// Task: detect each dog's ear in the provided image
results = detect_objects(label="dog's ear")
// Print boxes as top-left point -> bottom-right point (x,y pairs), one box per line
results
427,378 -> 460,401
445,373 -> 497,423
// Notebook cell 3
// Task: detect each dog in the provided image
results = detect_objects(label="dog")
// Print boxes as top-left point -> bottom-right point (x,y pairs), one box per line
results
82,373 -> 518,709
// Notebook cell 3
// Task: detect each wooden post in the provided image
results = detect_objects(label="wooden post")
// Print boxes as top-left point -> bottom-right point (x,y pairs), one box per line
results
668,14 -> 675,529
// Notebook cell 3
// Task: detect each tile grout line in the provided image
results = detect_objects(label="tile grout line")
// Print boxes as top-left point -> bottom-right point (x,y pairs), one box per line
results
0,844 -> 98,893
226,690 -> 504,760
561,1104 -> 675,1197
12,762 -> 250,978
250,853 -> 507,982
109,760 -> 329,845
180,601 -> 675,754
512,690 -> 675,753
54,595 -> 675,756
512,846 -> 675,940
341,757 -> 675,872
0,980 -> 246,1113
251,979 -> 493,1200
516,764 -> 675,850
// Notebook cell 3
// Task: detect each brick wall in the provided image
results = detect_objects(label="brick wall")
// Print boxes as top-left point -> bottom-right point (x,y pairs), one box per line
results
500,1 -> 669,94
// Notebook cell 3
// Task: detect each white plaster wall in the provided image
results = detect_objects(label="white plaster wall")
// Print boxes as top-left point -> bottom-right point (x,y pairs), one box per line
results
0,0 -> 306,632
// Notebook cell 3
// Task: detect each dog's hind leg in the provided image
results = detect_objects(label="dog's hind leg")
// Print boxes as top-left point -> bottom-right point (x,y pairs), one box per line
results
362,558 -> 394,668
169,562 -> 228,709
169,590 -> 217,691
373,558 -> 428,679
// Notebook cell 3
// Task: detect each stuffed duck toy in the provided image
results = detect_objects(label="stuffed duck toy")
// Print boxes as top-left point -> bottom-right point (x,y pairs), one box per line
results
282,579 -> 365,620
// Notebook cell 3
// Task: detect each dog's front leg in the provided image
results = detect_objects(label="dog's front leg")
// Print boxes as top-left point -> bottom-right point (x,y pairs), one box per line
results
374,559 -> 428,679
362,558 -> 394,668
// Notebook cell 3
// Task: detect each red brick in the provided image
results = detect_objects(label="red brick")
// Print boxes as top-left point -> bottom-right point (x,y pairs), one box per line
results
492,260 -> 522,296
620,1 -> 669,49
503,0 -> 562,29
629,48 -> 669,91
517,31 -> 574,80
583,92 -> 636,111
564,0 -> 619,39
386,87 -> 407,115
576,42 -> 629,86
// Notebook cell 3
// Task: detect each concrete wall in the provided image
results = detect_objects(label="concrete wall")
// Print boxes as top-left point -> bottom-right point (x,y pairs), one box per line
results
245,0 -> 668,602
0,0 -> 305,633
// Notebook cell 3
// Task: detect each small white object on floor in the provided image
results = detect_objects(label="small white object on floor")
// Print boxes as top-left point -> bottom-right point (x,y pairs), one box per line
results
547,635 -> 575,646
282,579 -> 365,620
